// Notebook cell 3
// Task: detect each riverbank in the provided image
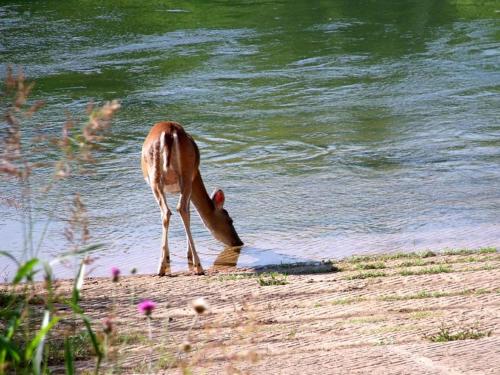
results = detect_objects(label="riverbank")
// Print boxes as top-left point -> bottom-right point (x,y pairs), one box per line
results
6,248 -> 500,374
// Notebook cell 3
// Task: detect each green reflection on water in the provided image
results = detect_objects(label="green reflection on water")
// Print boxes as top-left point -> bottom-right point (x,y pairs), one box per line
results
1,0 -> 499,273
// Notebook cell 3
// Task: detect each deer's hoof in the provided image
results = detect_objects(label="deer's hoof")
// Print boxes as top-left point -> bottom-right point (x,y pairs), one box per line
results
157,267 -> 171,277
194,267 -> 204,276
157,272 -> 173,278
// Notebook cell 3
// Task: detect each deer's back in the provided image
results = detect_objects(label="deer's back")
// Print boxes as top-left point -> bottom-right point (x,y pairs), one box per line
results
141,121 -> 200,192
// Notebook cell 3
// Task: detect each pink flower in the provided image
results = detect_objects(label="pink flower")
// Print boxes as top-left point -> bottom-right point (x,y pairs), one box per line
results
102,317 -> 113,335
138,300 -> 156,317
111,267 -> 120,282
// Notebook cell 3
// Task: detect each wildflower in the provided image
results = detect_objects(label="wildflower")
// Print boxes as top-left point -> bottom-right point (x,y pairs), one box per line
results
138,300 -> 156,317
102,317 -> 113,335
192,297 -> 208,314
111,267 -> 120,282
138,298 -> 155,372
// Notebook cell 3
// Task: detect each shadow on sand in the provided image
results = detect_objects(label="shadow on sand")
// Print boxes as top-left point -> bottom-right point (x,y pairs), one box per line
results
210,245 -> 337,275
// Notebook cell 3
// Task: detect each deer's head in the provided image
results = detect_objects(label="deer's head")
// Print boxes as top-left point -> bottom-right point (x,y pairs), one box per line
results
209,189 -> 244,247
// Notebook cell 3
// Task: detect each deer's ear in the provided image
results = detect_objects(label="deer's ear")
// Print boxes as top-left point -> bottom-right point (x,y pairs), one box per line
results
211,189 -> 225,210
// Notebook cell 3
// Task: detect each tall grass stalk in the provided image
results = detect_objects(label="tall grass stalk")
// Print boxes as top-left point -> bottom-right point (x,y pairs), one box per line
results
0,67 -> 119,373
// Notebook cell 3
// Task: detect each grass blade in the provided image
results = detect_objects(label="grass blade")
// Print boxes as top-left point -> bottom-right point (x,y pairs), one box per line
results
67,300 -> 84,314
50,244 -> 104,266
64,337 -> 75,375
0,335 -> 21,364
82,315 -> 102,374
33,310 -> 50,375
0,315 -> 21,368
13,258 -> 39,284
72,259 -> 86,304
25,313 -> 60,368
0,251 -> 20,268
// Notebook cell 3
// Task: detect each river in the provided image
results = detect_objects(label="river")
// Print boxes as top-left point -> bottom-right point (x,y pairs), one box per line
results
1,0 -> 499,278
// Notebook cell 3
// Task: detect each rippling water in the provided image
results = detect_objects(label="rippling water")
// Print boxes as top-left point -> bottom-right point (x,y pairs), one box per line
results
1,0 -> 499,278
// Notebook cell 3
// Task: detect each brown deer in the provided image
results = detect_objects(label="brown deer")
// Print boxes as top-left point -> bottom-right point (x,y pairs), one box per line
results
141,121 -> 243,275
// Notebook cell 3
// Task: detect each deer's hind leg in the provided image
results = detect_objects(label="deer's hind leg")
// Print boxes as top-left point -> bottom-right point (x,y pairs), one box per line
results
152,185 -> 172,276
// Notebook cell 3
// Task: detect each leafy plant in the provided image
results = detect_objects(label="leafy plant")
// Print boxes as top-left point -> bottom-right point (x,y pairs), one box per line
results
344,271 -> 386,280
257,272 -> 288,286
355,262 -> 386,270
427,324 -> 491,342
399,265 -> 452,276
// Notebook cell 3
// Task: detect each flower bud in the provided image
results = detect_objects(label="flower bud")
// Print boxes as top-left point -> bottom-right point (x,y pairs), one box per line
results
181,341 -> 192,352
192,297 -> 208,314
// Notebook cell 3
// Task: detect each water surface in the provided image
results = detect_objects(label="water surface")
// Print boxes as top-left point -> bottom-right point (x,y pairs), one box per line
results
1,0 -> 499,278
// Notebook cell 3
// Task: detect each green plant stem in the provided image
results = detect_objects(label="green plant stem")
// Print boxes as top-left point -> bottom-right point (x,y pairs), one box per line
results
167,315 -> 198,371
24,172 -> 34,259
21,179 -> 29,260
147,317 -> 152,374
103,334 -> 108,359
34,186 -> 62,258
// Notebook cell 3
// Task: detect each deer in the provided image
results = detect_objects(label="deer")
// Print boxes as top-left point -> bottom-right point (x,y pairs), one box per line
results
141,121 -> 243,275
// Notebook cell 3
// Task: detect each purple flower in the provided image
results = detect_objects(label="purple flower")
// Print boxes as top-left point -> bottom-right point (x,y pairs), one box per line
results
138,300 -> 156,317
111,267 -> 120,282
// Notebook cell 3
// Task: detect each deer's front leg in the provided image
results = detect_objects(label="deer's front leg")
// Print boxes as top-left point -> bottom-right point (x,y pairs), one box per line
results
177,193 -> 204,275
187,242 -> 194,271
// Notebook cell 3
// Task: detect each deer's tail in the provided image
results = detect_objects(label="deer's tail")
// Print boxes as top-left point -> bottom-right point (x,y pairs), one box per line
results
147,130 -> 174,189
159,130 -> 175,172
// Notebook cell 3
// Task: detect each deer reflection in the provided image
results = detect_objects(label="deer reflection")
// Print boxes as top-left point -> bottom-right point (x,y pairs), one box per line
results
211,246 -> 242,271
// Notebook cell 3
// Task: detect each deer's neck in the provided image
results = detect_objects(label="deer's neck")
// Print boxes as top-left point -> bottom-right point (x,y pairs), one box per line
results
191,171 -> 216,227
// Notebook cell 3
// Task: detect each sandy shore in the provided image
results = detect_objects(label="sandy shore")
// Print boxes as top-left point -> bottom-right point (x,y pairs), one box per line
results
7,249 -> 500,374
